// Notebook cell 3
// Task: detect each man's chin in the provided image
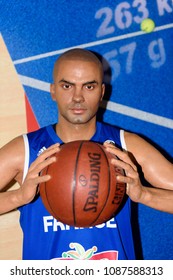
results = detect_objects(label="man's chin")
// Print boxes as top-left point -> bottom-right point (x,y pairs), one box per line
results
69,117 -> 91,125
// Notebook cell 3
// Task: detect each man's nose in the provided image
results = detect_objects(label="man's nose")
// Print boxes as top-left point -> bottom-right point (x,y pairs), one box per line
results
72,88 -> 84,102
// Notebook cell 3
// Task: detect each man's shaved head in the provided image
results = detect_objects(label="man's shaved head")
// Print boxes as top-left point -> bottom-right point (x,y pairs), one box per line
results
53,48 -> 103,82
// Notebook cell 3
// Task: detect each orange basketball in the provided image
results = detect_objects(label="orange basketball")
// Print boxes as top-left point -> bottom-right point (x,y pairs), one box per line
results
40,140 -> 126,227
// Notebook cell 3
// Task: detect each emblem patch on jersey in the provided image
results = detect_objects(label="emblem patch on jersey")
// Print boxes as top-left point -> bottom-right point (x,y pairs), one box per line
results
105,140 -> 115,146
53,242 -> 118,260
37,146 -> 47,156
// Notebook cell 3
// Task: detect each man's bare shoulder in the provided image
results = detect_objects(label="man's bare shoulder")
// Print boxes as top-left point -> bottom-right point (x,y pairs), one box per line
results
124,130 -> 171,166
124,130 -> 158,162
124,130 -> 146,149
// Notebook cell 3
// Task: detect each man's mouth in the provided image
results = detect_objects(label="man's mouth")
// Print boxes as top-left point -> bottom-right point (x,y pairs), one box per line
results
69,105 -> 87,114
71,107 -> 86,114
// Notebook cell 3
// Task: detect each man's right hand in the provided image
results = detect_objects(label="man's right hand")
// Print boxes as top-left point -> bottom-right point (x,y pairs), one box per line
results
17,143 -> 61,206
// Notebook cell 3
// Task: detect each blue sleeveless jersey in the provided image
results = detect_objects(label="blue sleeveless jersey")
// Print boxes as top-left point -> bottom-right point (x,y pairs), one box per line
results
19,122 -> 135,260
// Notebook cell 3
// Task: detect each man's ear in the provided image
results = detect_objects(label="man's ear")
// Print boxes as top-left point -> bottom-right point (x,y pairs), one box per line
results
50,83 -> 56,101
101,83 -> 105,101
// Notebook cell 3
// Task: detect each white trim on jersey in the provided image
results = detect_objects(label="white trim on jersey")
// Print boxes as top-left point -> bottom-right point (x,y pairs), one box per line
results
22,134 -> 29,183
120,129 -> 127,151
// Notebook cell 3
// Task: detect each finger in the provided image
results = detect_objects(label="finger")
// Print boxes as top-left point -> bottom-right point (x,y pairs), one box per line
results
103,141 -> 116,147
116,174 -> 134,185
30,155 -> 57,175
104,143 -> 123,157
111,157 -> 137,176
34,174 -> 52,186
30,144 -> 60,170
39,143 -> 60,158
42,143 -> 60,153
103,141 -> 136,169
105,145 -> 126,159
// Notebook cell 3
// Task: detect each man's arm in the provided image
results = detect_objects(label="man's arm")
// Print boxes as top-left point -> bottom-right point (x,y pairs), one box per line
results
104,132 -> 173,213
128,186 -> 173,213
0,136 -> 60,214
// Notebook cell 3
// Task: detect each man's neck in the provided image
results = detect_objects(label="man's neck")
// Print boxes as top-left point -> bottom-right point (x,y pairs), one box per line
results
55,121 -> 97,143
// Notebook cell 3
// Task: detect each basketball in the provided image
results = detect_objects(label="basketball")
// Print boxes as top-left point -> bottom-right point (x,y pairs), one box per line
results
40,140 -> 126,227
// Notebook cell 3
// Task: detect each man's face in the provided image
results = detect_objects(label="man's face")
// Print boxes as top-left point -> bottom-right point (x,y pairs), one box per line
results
50,59 -> 105,125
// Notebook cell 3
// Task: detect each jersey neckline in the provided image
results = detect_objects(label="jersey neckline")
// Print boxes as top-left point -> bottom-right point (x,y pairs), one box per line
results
46,122 -> 102,144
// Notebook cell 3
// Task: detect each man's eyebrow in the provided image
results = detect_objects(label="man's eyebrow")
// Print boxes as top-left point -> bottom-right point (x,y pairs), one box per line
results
58,79 -> 74,85
83,80 -> 98,86
58,79 -> 98,86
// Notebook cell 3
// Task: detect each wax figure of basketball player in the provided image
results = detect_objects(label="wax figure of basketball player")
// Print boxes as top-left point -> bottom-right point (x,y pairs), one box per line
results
0,49 -> 172,260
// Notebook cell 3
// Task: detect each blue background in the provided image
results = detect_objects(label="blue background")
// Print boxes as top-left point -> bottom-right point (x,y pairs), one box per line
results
0,0 -> 173,259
